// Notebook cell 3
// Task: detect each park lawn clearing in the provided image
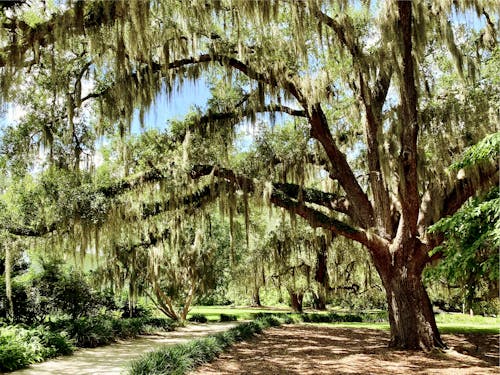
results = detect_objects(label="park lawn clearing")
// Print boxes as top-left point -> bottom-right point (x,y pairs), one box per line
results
192,324 -> 499,375
188,306 -> 293,321
435,313 -> 500,335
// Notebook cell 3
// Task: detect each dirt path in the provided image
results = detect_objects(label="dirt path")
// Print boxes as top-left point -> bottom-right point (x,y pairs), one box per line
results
13,322 -> 238,375
192,325 -> 499,375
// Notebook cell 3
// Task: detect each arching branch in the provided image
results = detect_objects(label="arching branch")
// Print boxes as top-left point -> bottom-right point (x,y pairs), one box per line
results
189,164 -> 386,251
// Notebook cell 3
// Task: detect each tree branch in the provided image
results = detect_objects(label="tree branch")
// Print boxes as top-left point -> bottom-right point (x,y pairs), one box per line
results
396,2 -> 420,240
0,2 -> 125,68
308,104 -> 375,228
189,164 -> 386,249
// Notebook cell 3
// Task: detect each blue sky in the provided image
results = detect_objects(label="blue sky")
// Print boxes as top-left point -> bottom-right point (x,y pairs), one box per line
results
130,78 -> 211,134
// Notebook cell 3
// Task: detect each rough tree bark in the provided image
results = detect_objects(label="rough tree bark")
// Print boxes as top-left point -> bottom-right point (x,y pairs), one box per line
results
369,237 -> 445,349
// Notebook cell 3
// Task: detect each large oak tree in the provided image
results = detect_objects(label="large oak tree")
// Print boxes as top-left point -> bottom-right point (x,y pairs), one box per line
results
0,0 -> 498,350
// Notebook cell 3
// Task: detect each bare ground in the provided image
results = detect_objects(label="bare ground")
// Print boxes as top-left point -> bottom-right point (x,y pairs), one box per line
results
192,325 -> 499,375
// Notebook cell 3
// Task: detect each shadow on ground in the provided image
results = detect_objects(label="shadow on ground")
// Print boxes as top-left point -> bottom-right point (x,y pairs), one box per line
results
192,325 -> 499,375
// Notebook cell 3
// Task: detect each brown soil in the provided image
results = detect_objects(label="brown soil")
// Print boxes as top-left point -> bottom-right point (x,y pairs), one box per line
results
192,325 -> 499,375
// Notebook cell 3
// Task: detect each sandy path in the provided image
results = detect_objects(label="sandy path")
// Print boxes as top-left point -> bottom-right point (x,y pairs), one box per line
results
12,322 -> 237,375
192,325 -> 499,375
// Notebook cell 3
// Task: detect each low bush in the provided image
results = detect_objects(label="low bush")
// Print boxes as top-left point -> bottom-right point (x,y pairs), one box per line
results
188,313 -> 208,323
70,316 -> 115,347
326,312 -> 363,323
142,317 -> 176,331
219,314 -> 237,322
0,325 -> 74,372
0,315 -> 176,372
253,311 -> 364,323
359,311 -> 388,323
49,315 -> 176,347
120,301 -> 153,318
128,315 -> 287,375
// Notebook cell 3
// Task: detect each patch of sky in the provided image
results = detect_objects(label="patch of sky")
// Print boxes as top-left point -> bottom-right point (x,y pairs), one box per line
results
449,8 -> 487,31
130,77 -> 211,134
235,111 -> 298,152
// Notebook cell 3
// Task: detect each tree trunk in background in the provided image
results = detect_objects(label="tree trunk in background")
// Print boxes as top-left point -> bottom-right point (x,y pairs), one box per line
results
5,245 -> 13,322
251,286 -> 261,307
314,244 -> 329,310
312,289 -> 327,310
289,290 -> 303,312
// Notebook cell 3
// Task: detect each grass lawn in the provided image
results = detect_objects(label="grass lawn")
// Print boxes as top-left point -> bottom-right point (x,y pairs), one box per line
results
306,313 -> 500,334
188,305 -> 294,321
435,313 -> 500,334
188,306 -> 500,334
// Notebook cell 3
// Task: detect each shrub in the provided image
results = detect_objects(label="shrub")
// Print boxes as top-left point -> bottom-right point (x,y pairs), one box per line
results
113,318 -> 144,338
188,313 -> 208,323
141,317 -> 176,331
0,280 -> 35,324
47,315 -> 176,348
32,327 -> 74,357
219,314 -> 237,322
69,316 -> 115,347
120,301 -> 152,318
0,335 -> 30,372
0,314 -> 175,371
253,311 -> 364,324
252,312 -> 291,320
359,311 -> 388,323
0,325 -> 74,372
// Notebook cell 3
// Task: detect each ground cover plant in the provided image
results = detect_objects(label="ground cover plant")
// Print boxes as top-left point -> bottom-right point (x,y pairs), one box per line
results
0,316 -> 176,372
219,314 -> 237,322
0,325 -> 73,372
127,315 -> 284,375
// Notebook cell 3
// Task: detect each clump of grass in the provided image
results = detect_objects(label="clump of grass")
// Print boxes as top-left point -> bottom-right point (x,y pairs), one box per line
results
219,314 -> 237,322
127,315 -> 286,375
253,311 -> 363,323
188,313 -> 208,323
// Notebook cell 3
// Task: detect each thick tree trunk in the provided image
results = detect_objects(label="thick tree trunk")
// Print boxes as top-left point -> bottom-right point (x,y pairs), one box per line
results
289,291 -> 303,312
382,266 -> 445,350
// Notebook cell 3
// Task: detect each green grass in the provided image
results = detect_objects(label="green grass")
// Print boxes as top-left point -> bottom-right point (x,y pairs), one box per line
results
188,307 -> 500,335
305,313 -> 499,334
188,306 -> 292,321
304,322 -> 391,330
435,313 -> 500,334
